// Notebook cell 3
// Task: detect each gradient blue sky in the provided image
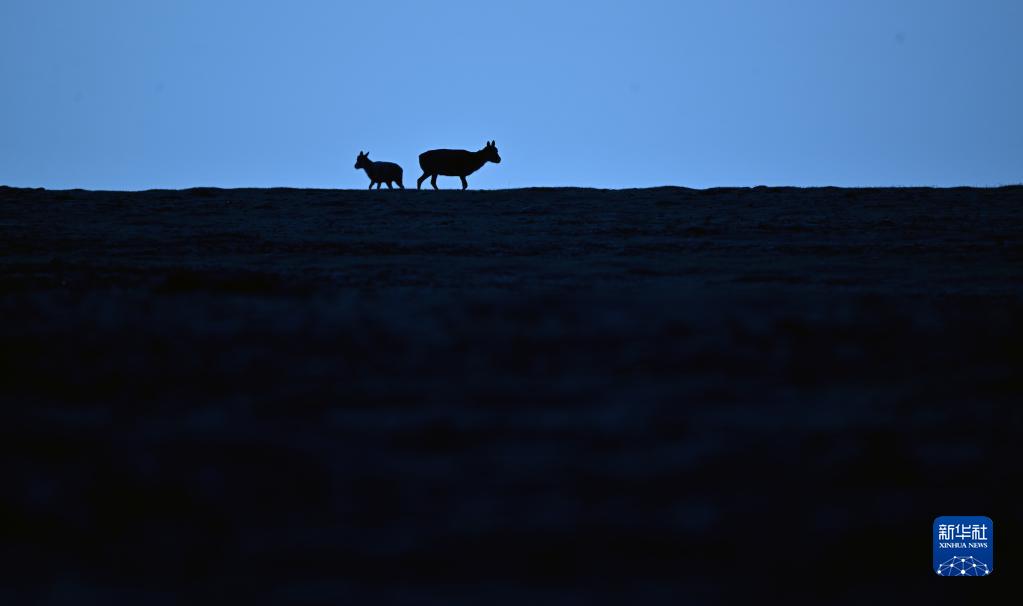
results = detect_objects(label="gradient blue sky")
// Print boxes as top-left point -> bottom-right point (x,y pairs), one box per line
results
1,0 -> 1020,190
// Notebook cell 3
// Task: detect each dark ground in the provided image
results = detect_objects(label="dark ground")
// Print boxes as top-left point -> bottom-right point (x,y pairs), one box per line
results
1,185 -> 1021,604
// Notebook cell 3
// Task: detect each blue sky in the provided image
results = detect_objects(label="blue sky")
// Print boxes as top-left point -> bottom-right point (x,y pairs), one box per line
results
1,0 -> 1020,189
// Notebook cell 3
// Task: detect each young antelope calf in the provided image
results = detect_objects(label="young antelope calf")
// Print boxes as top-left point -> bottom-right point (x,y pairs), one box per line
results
355,151 -> 404,189
417,141 -> 501,190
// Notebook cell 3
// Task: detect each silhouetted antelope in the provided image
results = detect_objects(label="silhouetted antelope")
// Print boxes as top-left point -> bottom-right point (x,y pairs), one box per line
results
355,151 -> 404,189
417,141 -> 501,190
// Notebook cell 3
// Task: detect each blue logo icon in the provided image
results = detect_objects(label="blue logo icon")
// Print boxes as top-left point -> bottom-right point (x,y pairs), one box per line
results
934,516 -> 993,576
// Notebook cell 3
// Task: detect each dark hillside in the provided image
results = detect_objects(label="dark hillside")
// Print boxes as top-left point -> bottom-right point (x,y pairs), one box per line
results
2,185 -> 1020,603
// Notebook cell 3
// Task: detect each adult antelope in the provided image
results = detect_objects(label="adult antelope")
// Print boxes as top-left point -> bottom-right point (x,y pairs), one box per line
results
416,141 -> 501,190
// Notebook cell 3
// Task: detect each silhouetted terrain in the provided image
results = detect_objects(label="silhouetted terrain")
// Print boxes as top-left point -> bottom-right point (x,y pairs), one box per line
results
2,185 -> 1021,604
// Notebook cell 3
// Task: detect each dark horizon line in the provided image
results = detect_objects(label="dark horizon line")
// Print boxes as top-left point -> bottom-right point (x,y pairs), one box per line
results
3,184 -> 1022,194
